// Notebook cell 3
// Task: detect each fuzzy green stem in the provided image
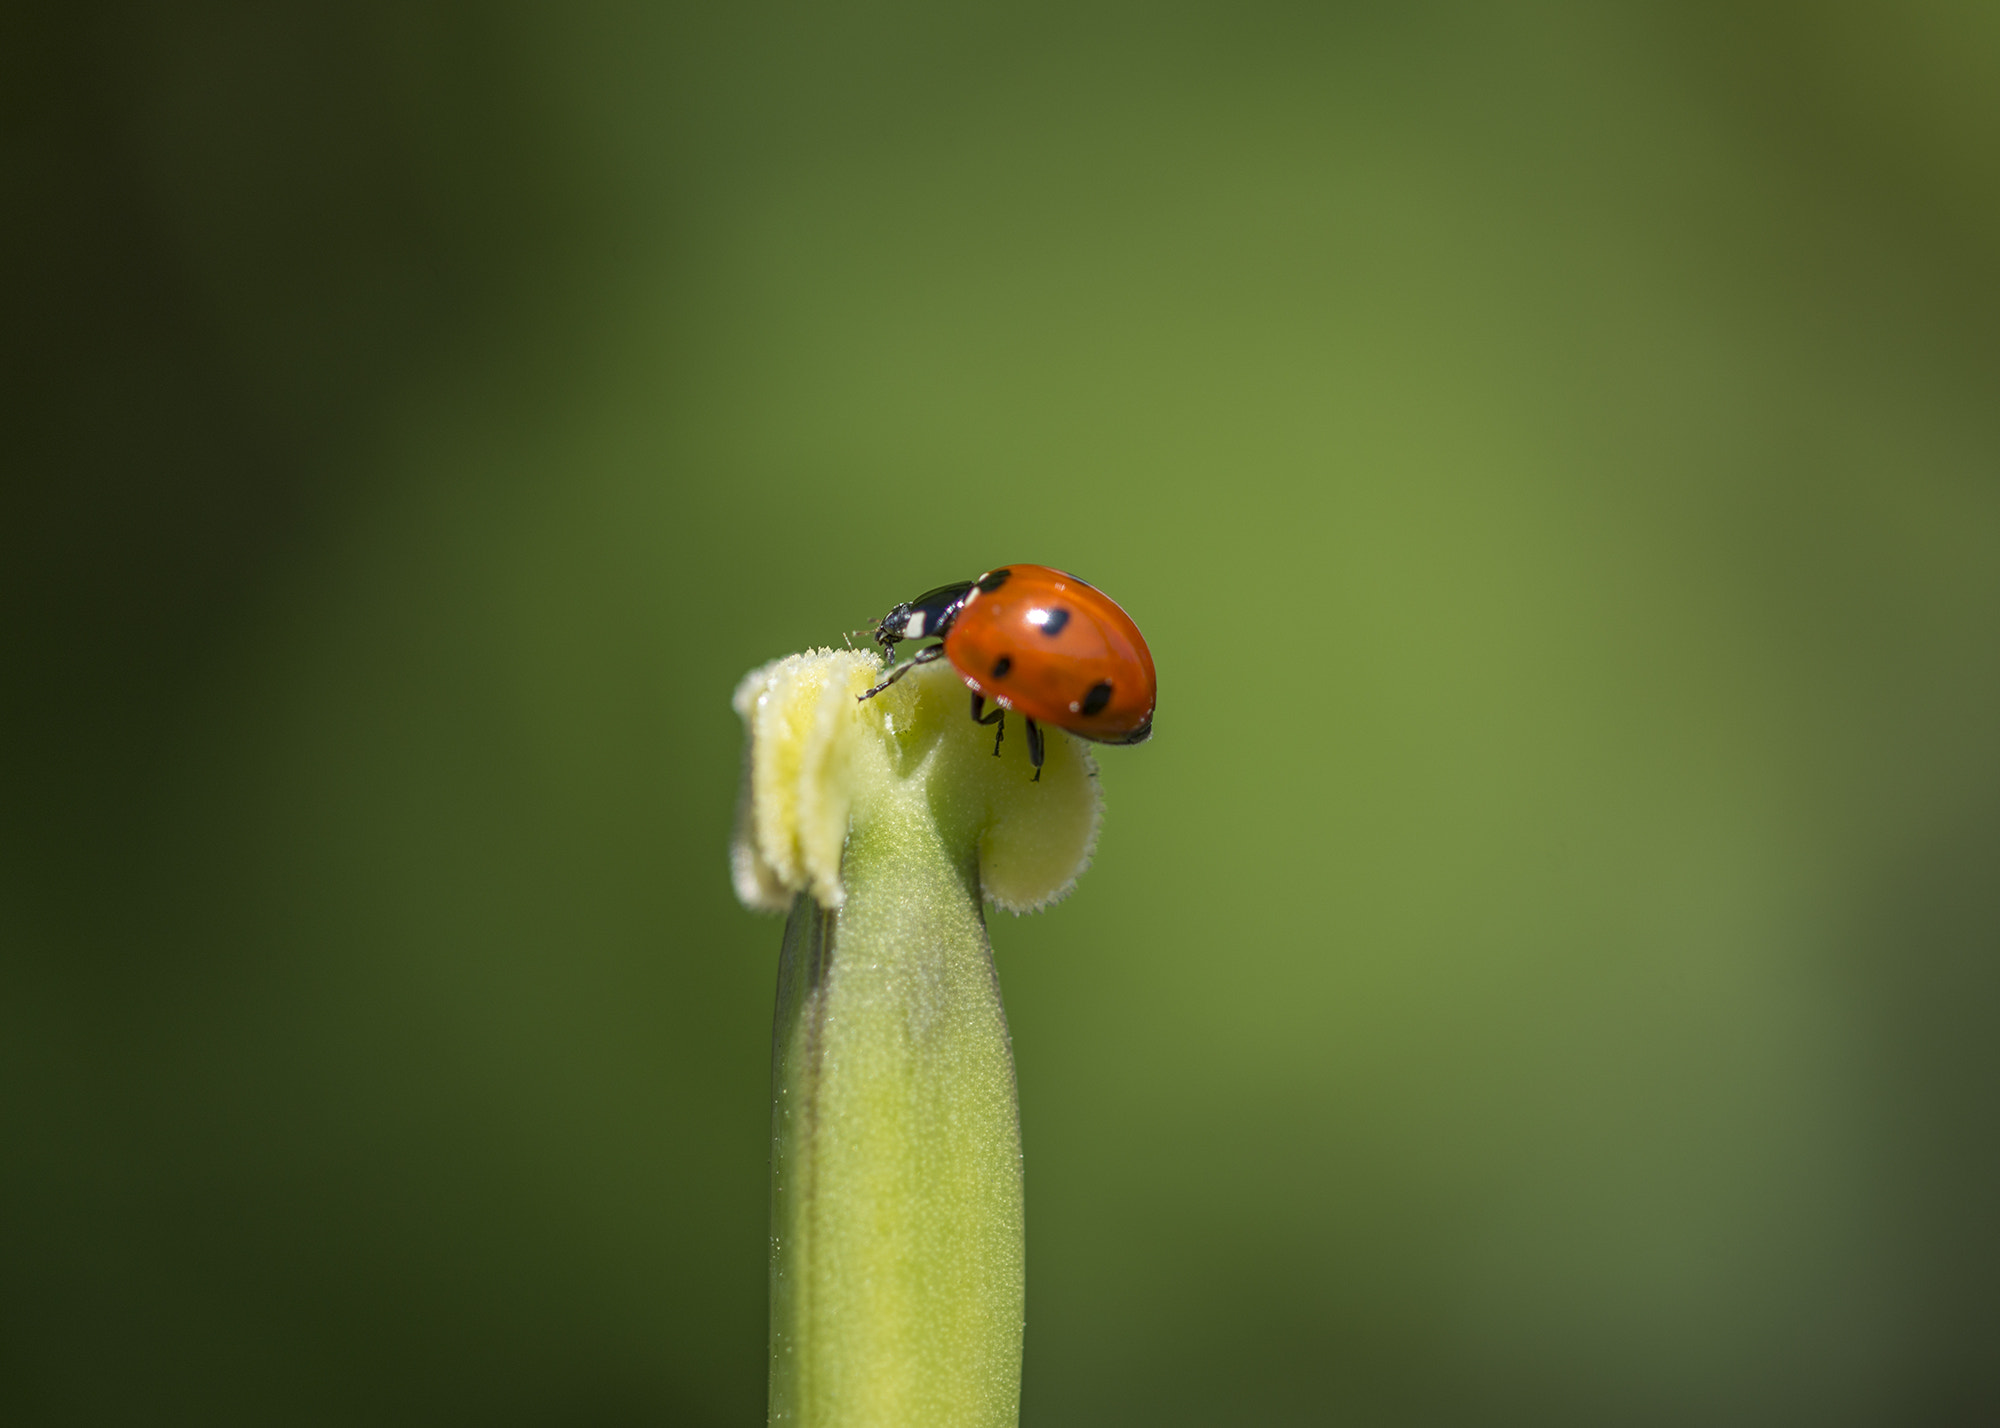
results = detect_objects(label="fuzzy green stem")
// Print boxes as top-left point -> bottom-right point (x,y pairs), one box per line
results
738,649 -> 1096,1425
768,780 -> 1026,1428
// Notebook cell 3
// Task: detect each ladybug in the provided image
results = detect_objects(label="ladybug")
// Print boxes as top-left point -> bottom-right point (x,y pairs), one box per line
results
859,564 -> 1155,780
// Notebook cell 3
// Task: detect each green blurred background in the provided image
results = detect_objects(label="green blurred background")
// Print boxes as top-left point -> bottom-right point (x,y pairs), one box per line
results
6,3 -> 1998,1423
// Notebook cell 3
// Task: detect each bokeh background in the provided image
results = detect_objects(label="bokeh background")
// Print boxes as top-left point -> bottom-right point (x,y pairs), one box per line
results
6,3 -> 1998,1424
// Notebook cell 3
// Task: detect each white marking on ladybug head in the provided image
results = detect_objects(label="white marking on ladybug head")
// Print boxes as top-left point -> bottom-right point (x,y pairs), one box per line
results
904,610 -> 927,638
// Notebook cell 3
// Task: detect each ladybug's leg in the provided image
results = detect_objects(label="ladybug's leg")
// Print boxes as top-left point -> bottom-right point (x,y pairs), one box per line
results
1024,718 -> 1044,782
970,692 -> 1005,756
858,642 -> 947,700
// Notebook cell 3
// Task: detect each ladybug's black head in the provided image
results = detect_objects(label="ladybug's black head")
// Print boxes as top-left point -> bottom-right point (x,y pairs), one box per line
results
873,579 -> 977,651
871,601 -> 918,649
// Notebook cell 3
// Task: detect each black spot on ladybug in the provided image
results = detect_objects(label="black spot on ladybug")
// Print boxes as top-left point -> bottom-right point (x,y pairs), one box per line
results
991,654 -> 1012,679
977,568 -> 1012,593
1038,607 -> 1070,637
1081,680 -> 1113,716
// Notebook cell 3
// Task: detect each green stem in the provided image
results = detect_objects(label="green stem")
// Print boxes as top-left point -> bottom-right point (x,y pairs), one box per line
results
767,784 -> 1026,1428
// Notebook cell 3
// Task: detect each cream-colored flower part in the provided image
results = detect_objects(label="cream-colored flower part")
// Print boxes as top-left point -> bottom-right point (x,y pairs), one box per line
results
732,647 -> 1102,914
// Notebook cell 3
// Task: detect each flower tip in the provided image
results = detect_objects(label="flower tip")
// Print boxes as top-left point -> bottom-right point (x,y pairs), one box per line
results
732,647 -> 1104,915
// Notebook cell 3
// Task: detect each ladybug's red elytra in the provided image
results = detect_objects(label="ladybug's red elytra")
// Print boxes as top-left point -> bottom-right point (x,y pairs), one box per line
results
859,564 -> 1155,780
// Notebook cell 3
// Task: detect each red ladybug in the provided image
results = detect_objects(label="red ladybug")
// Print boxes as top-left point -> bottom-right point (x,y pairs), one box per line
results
860,565 -> 1155,780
